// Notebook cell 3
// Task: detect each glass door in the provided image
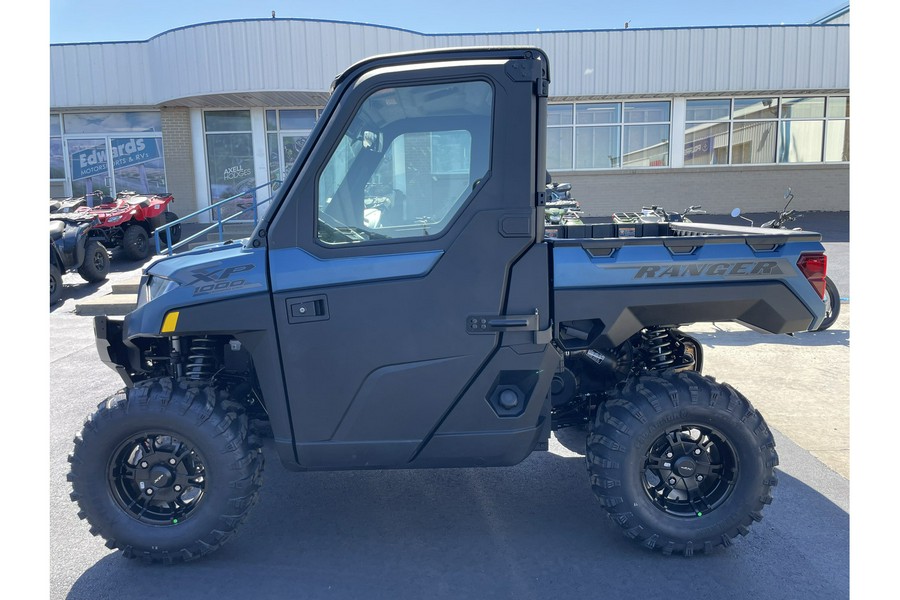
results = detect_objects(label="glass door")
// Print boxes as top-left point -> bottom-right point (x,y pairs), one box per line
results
266,109 -> 317,185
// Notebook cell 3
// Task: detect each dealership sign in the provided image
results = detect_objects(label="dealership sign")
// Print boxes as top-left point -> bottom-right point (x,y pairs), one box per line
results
70,138 -> 162,181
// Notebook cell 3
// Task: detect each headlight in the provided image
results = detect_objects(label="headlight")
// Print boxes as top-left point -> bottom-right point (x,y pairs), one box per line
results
138,275 -> 180,306
107,215 -> 124,223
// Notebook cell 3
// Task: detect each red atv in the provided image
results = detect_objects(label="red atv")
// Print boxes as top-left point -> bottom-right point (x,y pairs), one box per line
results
74,191 -> 181,261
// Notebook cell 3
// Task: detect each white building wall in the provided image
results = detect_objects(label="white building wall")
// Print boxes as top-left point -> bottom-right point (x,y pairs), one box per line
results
50,20 -> 849,109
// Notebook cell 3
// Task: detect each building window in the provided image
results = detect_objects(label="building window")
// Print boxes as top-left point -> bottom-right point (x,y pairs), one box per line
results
204,110 -> 254,216
684,96 -> 849,166
60,111 -> 166,198
265,109 -> 320,183
50,114 -> 64,183
549,101 -> 670,170
684,99 -> 730,166
547,105 -> 574,169
825,97 -> 850,162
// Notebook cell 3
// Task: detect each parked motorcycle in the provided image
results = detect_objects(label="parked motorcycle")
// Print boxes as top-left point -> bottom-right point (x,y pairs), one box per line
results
731,188 -> 840,331
50,214 -> 109,304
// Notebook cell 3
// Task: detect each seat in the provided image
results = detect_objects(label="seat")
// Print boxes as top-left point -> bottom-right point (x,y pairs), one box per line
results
49,220 -> 66,241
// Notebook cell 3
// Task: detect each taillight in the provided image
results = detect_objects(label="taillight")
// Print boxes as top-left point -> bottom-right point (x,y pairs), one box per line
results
797,253 -> 827,299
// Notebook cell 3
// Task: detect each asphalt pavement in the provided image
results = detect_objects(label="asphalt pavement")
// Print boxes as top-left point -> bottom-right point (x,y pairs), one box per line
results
48,215 -> 850,599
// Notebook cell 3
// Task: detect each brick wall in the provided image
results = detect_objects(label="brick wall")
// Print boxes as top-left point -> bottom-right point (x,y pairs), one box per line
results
552,164 -> 849,217
160,108 -> 198,218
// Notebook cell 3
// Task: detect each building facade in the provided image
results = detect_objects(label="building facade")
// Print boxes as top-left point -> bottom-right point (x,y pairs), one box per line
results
49,13 -> 850,218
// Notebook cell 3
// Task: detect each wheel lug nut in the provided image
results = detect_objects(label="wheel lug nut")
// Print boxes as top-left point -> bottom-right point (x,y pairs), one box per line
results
668,477 -> 677,485
665,452 -> 673,459
169,458 -> 177,465
694,448 -> 702,455
146,488 -> 154,495
696,475 -> 704,482
174,485 -> 182,492
140,461 -> 148,468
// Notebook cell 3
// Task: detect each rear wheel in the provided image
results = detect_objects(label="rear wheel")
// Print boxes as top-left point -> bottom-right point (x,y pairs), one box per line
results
77,241 -> 109,282
68,379 -> 264,564
122,226 -> 150,261
587,371 -> 777,556
816,277 -> 841,331
50,264 -> 62,304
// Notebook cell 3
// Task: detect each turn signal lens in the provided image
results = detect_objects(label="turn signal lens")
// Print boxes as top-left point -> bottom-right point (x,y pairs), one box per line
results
161,311 -> 180,333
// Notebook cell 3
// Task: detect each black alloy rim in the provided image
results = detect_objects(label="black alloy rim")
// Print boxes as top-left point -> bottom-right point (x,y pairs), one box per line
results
642,425 -> 737,518
92,248 -> 106,270
108,432 -> 208,525
133,234 -> 147,254
50,274 -> 57,294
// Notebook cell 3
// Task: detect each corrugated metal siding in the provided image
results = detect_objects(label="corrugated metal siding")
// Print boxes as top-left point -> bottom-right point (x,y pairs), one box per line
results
50,20 -> 849,109
50,42 -> 151,107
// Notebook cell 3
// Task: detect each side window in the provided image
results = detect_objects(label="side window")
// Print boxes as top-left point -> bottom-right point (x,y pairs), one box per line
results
317,81 -> 493,245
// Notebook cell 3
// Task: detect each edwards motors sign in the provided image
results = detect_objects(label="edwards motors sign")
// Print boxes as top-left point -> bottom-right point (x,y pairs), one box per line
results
70,138 -> 162,181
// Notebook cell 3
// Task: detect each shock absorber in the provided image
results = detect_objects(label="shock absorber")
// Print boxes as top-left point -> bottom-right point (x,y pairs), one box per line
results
185,337 -> 218,380
643,327 -> 675,371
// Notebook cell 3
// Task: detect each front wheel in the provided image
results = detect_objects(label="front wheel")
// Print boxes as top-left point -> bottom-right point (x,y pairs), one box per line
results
587,371 -> 777,556
50,264 -> 62,304
68,379 -> 264,564
122,225 -> 150,261
816,276 -> 841,331
77,241 -> 109,283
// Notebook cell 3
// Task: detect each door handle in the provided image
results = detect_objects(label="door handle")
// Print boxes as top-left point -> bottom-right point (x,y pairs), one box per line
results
286,295 -> 329,324
467,310 -> 551,344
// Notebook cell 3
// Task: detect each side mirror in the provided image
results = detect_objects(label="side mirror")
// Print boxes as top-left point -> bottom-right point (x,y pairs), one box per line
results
362,130 -> 383,153
784,187 -> 792,201
731,208 -> 742,218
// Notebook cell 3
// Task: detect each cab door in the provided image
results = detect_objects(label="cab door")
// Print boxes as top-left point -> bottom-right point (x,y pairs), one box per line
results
266,49 -> 555,469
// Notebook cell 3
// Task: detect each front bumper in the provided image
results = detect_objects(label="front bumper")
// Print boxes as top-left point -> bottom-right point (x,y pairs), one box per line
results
94,315 -> 139,386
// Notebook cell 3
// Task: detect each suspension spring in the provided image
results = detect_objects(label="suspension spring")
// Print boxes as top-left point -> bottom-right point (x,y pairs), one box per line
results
185,337 -> 217,380
644,327 -> 675,371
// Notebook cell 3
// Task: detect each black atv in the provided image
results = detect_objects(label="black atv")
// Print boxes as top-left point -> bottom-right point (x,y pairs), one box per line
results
50,214 -> 110,304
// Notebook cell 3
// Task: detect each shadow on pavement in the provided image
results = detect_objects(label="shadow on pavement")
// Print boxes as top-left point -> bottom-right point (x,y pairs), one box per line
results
66,437 -> 849,600
51,280 -> 107,306
691,326 -> 850,348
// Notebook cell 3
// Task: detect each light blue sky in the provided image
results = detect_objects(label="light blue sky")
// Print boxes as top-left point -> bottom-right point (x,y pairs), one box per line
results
50,0 -> 845,44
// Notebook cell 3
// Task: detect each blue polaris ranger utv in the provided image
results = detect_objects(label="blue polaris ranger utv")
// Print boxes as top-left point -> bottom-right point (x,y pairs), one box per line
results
69,47 -> 830,563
